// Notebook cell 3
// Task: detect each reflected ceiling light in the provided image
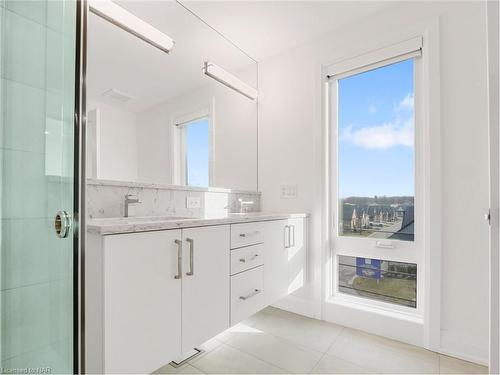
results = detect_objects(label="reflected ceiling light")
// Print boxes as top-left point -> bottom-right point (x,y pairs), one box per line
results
89,0 -> 175,54
101,88 -> 135,102
203,62 -> 258,100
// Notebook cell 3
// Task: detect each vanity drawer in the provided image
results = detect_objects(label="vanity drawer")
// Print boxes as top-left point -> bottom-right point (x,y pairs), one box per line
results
230,244 -> 264,275
231,222 -> 264,249
230,266 -> 265,325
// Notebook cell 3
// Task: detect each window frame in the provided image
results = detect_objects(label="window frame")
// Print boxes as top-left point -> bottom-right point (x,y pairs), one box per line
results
327,38 -> 425,317
171,106 -> 214,187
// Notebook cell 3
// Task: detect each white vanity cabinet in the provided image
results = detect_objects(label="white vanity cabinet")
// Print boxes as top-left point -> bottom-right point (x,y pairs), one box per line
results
86,215 -> 307,374
181,226 -> 230,353
230,222 -> 267,324
87,225 -> 230,374
263,218 -> 307,305
103,230 -> 183,374
285,217 -> 307,295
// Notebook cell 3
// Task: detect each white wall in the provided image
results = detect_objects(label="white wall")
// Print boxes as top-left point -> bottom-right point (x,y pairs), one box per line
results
258,1 -> 489,364
487,0 -> 500,372
88,100 -> 138,182
136,81 -> 258,191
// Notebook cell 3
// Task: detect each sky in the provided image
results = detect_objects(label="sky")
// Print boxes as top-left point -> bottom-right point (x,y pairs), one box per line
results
186,118 -> 209,187
338,58 -> 415,198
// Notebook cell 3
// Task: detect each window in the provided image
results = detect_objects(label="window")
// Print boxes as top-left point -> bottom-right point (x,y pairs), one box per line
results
185,117 -> 209,187
338,59 -> 415,241
338,255 -> 417,308
176,116 -> 211,187
328,37 -> 422,310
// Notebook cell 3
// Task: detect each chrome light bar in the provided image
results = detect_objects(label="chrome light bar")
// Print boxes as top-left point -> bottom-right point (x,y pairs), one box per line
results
89,0 -> 175,54
203,62 -> 258,100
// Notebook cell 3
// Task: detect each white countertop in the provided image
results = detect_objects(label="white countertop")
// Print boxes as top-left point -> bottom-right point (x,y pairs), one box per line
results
87,212 -> 309,235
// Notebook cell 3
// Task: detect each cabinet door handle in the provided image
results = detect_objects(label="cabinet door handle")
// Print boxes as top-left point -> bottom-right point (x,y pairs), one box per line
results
290,225 -> 296,247
284,225 -> 290,248
239,288 -> 261,301
174,239 -> 182,279
186,238 -> 194,276
239,230 -> 260,237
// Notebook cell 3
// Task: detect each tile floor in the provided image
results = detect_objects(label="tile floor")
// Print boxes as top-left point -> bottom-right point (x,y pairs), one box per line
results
153,307 -> 488,374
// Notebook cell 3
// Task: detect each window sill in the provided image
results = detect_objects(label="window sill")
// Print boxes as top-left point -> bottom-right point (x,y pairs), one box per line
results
325,294 -> 424,324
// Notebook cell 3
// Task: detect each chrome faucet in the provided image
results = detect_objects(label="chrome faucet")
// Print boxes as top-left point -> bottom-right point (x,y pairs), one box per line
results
124,194 -> 141,217
238,198 -> 254,213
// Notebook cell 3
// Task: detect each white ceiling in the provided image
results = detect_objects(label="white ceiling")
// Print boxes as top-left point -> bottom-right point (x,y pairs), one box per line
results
178,1 -> 392,61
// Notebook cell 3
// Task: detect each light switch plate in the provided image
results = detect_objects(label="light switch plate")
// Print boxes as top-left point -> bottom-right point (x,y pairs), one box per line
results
280,184 -> 298,199
186,196 -> 201,209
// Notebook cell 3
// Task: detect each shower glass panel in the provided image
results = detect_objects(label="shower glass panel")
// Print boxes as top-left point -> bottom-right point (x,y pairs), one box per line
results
0,0 -> 77,372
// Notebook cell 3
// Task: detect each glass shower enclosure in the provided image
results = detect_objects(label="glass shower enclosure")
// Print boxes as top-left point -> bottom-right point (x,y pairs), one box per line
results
0,0 -> 80,373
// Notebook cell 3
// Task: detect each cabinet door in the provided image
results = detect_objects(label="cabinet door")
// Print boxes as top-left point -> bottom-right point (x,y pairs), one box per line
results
104,230 -> 182,373
263,220 -> 289,305
287,218 -> 307,295
181,225 -> 230,353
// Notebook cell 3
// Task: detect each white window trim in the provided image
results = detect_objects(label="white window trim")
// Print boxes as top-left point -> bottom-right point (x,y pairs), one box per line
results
321,27 -> 441,351
171,103 -> 215,186
328,48 -> 423,316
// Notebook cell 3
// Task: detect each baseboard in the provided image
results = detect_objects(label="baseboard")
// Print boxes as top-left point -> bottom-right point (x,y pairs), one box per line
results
439,330 -> 489,366
323,298 -> 424,347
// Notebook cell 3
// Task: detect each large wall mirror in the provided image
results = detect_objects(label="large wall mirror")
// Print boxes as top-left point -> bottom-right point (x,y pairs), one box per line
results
86,1 -> 258,191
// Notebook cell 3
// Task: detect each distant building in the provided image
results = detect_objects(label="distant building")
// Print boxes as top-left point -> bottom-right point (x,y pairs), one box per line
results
340,198 -> 414,241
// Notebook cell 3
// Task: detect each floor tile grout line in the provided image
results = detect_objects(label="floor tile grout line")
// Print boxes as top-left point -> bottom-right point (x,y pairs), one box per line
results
249,318 -> 344,356
315,351 -> 380,375
188,362 -> 206,374
220,340 -> 292,374
307,350 -> 328,374
1,337 -> 71,364
232,323 -> 327,357
324,326 -> 345,354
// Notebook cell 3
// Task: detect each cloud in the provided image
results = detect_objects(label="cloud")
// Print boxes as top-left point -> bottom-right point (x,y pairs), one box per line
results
341,120 -> 414,150
398,93 -> 414,110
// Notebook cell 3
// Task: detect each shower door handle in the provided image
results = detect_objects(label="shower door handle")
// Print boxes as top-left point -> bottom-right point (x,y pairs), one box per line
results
54,211 -> 72,238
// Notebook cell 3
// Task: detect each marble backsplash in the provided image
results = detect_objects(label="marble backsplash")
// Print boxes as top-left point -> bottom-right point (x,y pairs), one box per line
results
86,179 -> 261,219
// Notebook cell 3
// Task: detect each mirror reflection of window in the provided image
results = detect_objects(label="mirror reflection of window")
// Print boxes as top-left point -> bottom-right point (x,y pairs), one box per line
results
180,117 -> 210,187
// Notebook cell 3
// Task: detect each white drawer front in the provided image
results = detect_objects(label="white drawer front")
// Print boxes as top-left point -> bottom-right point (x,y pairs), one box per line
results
230,244 -> 264,275
231,222 -> 264,249
230,266 -> 265,325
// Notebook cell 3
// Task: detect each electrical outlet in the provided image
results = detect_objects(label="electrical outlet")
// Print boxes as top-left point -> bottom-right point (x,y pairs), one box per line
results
280,184 -> 298,199
186,196 -> 201,209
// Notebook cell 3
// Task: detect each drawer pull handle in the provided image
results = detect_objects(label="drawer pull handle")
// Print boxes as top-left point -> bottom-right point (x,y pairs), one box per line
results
239,254 -> 259,263
239,289 -> 261,301
239,231 -> 260,238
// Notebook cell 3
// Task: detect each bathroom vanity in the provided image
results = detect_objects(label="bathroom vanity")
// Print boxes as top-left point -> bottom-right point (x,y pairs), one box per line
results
86,213 -> 308,374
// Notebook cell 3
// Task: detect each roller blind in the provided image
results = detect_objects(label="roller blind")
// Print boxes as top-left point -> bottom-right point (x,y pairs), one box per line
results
327,36 -> 422,80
